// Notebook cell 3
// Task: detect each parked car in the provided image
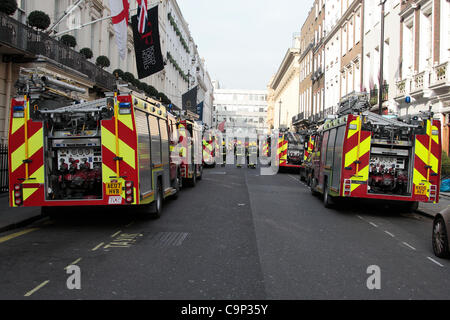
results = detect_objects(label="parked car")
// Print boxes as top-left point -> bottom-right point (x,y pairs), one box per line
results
432,207 -> 450,258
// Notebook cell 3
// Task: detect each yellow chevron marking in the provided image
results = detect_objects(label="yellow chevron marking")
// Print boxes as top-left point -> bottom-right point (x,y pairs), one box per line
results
347,117 -> 360,139
431,125 -> 439,144
350,165 -> 369,192
119,114 -> 134,131
102,127 -> 136,170
23,187 -> 38,202
11,144 -> 25,172
11,117 -> 25,135
345,136 -> 371,168
24,166 -> 44,185
415,139 -> 439,174
28,127 -> 43,156
413,168 -> 430,198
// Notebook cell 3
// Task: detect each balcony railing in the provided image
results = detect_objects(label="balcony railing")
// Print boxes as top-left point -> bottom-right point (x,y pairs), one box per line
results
411,71 -> 427,93
0,12 -> 115,90
430,62 -> 448,87
395,79 -> 407,98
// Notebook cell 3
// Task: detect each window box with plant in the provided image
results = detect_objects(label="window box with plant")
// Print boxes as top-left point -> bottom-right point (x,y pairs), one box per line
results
80,48 -> 93,60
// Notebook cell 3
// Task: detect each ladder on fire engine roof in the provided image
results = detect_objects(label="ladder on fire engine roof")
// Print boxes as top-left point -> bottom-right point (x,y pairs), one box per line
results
361,111 -> 417,129
38,98 -> 112,114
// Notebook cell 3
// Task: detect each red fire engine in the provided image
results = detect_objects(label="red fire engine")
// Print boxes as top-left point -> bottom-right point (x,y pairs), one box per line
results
308,92 -> 442,210
9,68 -> 186,218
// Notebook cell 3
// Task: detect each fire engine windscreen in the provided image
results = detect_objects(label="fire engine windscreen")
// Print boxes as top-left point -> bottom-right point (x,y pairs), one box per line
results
40,99 -> 114,201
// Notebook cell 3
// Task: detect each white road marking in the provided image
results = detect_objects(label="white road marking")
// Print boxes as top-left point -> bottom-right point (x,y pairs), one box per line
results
402,242 -> 417,251
91,242 -> 104,251
24,280 -> 50,297
125,221 -> 134,227
384,231 -> 395,238
369,222 -> 378,228
111,230 -> 122,238
427,257 -> 444,267
288,175 -> 299,182
64,258 -> 82,270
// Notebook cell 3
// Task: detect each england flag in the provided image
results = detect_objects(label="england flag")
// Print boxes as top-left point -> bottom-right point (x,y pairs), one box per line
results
109,0 -> 130,60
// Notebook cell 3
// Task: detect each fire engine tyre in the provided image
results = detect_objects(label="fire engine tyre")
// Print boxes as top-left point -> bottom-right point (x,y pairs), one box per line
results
432,216 -> 450,258
198,166 -> 203,180
149,182 -> 163,219
190,170 -> 197,187
173,175 -> 181,200
323,185 -> 334,209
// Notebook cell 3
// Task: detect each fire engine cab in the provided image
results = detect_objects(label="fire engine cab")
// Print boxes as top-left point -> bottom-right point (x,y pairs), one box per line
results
9,68 -> 181,218
308,92 -> 442,210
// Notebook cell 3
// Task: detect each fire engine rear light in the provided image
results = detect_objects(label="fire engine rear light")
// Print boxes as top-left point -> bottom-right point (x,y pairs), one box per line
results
15,199 -> 22,205
125,181 -> 134,203
14,191 -> 21,197
14,185 -> 21,191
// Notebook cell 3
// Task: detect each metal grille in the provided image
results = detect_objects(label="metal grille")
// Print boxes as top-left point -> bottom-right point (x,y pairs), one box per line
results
0,144 -> 8,193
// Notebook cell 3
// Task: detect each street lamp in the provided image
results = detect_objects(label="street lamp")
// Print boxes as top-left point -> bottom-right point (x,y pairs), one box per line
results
378,0 -> 387,115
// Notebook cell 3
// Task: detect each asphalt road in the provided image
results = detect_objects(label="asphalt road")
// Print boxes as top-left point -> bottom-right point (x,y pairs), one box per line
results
0,166 -> 449,300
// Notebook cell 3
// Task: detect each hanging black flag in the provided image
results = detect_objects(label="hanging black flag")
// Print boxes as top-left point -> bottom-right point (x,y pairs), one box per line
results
182,86 -> 198,112
131,5 -> 164,79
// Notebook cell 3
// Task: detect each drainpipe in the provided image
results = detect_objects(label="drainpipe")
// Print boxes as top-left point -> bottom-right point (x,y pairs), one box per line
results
3,61 -> 12,143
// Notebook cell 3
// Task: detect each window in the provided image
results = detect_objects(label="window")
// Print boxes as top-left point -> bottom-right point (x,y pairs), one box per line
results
149,115 -> 162,165
321,131 -> 329,165
331,126 -> 346,190
159,119 -> 169,166
326,129 -> 337,167
135,109 -> 152,194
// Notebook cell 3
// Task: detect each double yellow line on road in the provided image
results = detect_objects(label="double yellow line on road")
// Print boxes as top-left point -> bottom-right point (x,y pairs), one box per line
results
0,228 -> 40,244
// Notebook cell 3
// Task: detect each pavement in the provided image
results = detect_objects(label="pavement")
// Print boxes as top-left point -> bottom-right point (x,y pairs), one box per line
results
0,166 -> 449,299
0,193 -> 45,234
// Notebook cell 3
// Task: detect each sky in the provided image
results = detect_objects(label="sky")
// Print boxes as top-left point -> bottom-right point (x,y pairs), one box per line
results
177,0 -> 314,90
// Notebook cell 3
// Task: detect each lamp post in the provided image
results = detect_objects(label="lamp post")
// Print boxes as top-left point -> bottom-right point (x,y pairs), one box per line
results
378,0 -> 387,115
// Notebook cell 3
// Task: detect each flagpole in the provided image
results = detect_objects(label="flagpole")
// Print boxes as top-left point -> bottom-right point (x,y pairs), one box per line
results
52,0 -> 163,38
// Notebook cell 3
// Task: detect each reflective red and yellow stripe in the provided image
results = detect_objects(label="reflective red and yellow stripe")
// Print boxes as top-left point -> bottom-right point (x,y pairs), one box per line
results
413,119 -> 441,202
9,97 -> 45,207
100,95 -> 138,205
342,115 -> 371,195
277,135 -> 288,166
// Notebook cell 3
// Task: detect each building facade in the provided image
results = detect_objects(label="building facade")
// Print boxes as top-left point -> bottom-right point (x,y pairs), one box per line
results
394,0 -> 449,153
213,84 -> 268,139
269,39 -> 301,130
0,0 -> 214,142
362,0 -> 401,114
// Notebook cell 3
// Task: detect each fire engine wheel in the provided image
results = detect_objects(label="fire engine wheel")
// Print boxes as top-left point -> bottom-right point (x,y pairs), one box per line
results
190,171 -> 197,187
149,182 -> 163,219
432,216 -> 449,258
310,177 -> 319,196
198,166 -> 203,180
173,175 -> 181,199
323,185 -> 334,209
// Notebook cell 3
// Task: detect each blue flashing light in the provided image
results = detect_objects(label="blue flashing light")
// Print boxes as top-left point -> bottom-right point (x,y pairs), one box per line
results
119,103 -> 131,108
13,106 -> 24,111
